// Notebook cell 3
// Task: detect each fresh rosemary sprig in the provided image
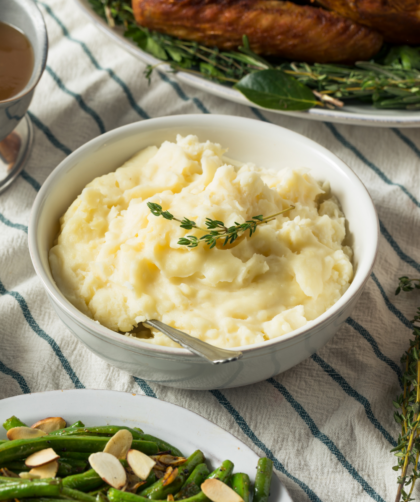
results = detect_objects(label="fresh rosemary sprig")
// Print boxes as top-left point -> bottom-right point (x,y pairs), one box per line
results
88,0 -> 420,110
393,278 -> 420,502
147,202 -> 294,249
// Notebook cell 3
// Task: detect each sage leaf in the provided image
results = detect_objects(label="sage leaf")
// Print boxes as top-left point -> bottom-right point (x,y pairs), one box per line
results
235,69 -> 318,111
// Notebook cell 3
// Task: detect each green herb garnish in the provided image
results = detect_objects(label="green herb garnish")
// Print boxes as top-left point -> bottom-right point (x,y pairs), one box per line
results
147,202 -> 294,249
393,277 -> 420,501
88,0 -> 420,111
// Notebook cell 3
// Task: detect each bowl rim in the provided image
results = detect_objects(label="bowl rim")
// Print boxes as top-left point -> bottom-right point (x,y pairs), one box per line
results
28,114 -> 379,359
0,0 -> 49,104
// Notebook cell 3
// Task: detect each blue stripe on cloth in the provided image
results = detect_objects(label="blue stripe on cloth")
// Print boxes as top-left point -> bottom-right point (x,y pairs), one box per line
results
392,129 -> 420,160
28,111 -> 72,156
0,279 -> 84,389
133,377 -> 157,398
370,273 -> 412,329
45,66 -> 106,134
267,378 -> 386,502
250,108 -> 270,122
0,358 -> 31,394
379,220 -> 420,273
210,389 -> 323,502
37,1 -> 150,120
156,71 -> 210,114
345,318 -> 402,385
19,170 -> 41,192
325,123 -> 420,209
311,354 -> 397,447
0,213 -> 28,234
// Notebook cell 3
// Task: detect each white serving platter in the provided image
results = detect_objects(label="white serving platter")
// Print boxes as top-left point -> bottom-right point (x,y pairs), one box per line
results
0,389 -> 292,502
73,0 -> 420,128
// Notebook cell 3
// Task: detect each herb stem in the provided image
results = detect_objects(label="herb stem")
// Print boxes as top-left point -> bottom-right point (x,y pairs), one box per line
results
394,278 -> 420,502
147,203 -> 294,249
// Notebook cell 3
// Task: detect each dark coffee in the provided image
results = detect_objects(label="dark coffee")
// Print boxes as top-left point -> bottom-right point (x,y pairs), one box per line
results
0,22 -> 34,102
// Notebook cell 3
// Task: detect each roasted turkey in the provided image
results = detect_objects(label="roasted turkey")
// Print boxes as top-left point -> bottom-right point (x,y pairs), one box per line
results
132,0 -> 383,63
314,0 -> 420,45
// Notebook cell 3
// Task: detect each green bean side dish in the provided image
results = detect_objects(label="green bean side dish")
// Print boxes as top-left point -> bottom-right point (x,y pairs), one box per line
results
0,415 -> 274,502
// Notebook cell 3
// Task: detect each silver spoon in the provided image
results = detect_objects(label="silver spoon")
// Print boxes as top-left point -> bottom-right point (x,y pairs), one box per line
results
143,320 -> 243,365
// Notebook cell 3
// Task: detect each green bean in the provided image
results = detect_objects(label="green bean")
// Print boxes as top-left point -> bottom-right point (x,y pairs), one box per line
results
207,460 -> 234,483
253,458 -> 273,502
70,421 -> 86,428
58,461 -> 85,476
96,492 -> 108,502
58,452 -> 92,460
108,489 -> 153,502
88,486 -> 108,496
0,460 -> 30,472
140,450 -> 205,499
63,469 -> 104,492
0,436 -> 158,463
134,429 -> 183,457
108,461 -> 234,502
174,463 -> 210,500
62,486 -> 97,502
0,459 -> 79,476
0,479 -> 61,500
0,477 -> 30,483
230,473 -> 251,502
24,499 -> 70,502
50,426 -> 144,438
3,416 -> 27,431
60,457 -> 89,471
135,471 -> 156,493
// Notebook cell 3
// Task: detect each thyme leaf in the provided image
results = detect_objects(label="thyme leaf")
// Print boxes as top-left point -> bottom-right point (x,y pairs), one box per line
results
393,277 -> 420,502
147,202 -> 294,249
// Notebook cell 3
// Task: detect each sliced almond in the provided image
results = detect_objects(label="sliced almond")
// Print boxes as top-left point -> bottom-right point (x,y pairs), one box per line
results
201,480 -> 244,502
7,427 -> 47,440
19,472 -> 41,479
31,417 -> 66,433
161,467 -> 178,487
103,429 -> 133,460
151,455 -> 187,467
29,460 -> 59,479
127,449 -> 156,480
89,452 -> 127,489
25,448 -> 60,468
154,469 -> 164,479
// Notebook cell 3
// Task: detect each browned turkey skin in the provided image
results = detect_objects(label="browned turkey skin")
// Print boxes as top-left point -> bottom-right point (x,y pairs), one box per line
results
132,0 -> 383,64
315,0 -> 420,45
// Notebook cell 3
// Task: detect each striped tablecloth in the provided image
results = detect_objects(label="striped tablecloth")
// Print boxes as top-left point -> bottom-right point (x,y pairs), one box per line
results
1,1 -> 420,500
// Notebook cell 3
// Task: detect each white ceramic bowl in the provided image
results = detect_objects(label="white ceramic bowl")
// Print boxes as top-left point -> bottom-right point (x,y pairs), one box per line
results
29,115 -> 378,390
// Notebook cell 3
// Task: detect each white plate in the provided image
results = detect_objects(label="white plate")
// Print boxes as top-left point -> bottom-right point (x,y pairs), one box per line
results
73,0 -> 420,128
0,389 -> 292,502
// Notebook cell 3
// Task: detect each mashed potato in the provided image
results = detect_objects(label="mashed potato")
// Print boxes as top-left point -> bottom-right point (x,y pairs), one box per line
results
49,135 -> 353,348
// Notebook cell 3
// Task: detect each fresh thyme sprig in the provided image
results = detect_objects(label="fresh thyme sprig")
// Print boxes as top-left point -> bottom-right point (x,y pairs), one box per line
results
396,277 -> 420,295
393,278 -> 420,502
88,0 -> 420,110
147,202 -> 294,249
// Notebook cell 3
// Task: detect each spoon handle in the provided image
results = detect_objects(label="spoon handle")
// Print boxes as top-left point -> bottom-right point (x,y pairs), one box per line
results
144,320 -> 243,365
